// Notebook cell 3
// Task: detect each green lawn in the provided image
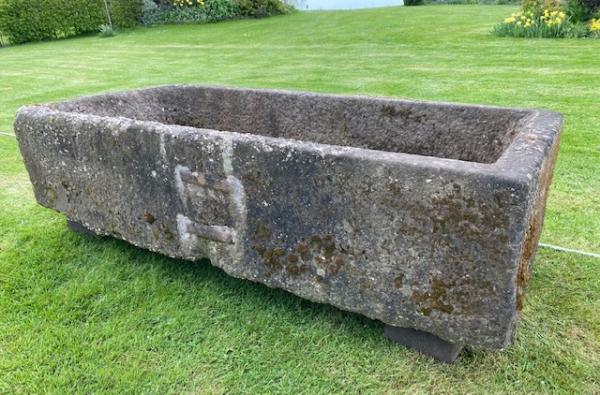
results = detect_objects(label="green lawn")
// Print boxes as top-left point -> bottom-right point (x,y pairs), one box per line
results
0,5 -> 599,393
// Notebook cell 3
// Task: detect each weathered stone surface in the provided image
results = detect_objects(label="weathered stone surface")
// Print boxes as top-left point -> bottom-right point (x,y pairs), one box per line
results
14,85 -> 562,350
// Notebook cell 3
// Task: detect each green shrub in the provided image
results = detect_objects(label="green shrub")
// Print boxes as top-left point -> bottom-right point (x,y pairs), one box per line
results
110,0 -> 144,27
141,0 -> 288,26
567,20 -> 592,35
142,1 -> 209,25
404,0 -> 424,5
565,0 -> 600,21
423,0 -> 519,4
233,0 -> 287,17
205,0 -> 237,21
423,0 -> 477,4
568,0 -> 592,21
0,0 -> 141,45
580,0 -> 600,13
521,0 -> 561,12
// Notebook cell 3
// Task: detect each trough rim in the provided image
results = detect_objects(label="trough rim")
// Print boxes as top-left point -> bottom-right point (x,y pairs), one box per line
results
15,85 -> 563,190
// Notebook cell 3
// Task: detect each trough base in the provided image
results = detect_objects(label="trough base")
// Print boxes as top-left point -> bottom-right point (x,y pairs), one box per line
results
384,325 -> 464,363
67,220 -> 99,236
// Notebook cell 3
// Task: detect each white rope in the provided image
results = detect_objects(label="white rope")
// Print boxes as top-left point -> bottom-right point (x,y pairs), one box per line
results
1,128 -> 599,259
538,243 -> 600,259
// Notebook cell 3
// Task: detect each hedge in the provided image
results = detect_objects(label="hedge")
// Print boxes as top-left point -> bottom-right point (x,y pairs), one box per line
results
235,0 -> 288,17
141,0 -> 290,26
0,0 -> 142,45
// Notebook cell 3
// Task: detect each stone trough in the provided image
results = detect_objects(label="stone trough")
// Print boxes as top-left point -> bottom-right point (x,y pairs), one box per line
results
15,86 -> 562,362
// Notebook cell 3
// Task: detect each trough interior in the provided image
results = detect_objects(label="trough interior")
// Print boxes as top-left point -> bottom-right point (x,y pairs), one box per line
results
51,86 -> 528,164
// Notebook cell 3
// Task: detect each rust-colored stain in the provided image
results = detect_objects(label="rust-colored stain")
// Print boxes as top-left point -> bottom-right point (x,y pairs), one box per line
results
144,211 -> 156,224
393,273 -> 404,289
412,276 -> 455,316
516,133 -> 560,311
253,228 -> 347,280
516,221 -> 537,310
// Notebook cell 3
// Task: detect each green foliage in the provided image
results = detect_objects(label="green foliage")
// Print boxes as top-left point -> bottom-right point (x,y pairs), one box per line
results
568,20 -> 593,35
565,0 -> 600,21
580,0 -> 600,13
425,0 -> 477,4
142,1 -> 209,24
567,0 -> 592,21
520,0 -> 561,11
233,0 -> 288,17
98,23 -> 117,37
425,0 -> 520,4
405,0 -> 520,4
404,0 -> 424,5
205,0 -> 237,21
110,0 -> 144,26
141,0 -> 288,26
0,0 -> 141,45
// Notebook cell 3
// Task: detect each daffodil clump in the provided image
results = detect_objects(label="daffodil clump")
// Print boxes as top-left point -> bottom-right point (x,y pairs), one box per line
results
494,0 -> 600,39
540,9 -> 567,26
504,11 -> 536,28
495,8 -> 572,38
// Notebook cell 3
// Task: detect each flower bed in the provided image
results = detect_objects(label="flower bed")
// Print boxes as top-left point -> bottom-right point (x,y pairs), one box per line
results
494,0 -> 600,38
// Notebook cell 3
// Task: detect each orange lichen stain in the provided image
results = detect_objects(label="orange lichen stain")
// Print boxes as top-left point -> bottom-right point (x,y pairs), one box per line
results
412,276 -> 454,316
393,273 -> 404,289
254,231 -> 348,281
516,135 -> 560,311
144,211 -> 156,224
516,221 -> 537,310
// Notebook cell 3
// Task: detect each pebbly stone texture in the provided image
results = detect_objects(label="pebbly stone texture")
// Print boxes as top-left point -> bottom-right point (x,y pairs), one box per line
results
15,85 -> 562,350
